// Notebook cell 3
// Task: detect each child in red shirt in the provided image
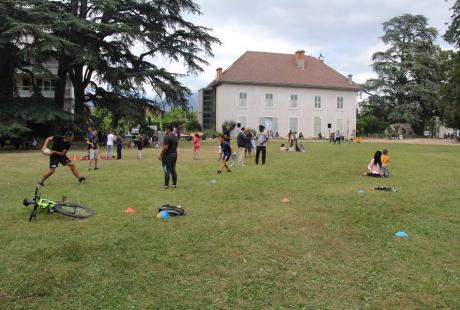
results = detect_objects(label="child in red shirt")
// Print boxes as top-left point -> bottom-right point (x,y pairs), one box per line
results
193,133 -> 201,160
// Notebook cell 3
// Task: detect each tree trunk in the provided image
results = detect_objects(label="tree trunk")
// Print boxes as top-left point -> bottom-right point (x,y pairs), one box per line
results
0,44 -> 16,100
54,57 -> 69,110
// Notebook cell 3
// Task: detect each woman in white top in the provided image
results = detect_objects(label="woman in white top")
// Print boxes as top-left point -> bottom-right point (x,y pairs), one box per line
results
364,151 -> 383,177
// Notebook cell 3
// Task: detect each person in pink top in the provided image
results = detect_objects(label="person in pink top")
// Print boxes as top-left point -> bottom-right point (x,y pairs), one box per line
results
192,133 -> 201,160
364,151 -> 383,177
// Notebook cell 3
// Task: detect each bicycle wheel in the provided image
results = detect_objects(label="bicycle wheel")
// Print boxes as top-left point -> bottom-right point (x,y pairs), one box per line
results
54,202 -> 95,219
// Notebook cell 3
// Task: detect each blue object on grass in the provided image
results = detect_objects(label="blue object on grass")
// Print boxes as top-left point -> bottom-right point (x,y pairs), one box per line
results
395,230 -> 408,237
159,210 -> 170,220
211,179 -> 216,183
357,189 -> 365,194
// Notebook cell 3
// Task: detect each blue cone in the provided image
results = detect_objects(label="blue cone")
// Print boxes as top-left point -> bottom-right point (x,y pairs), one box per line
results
395,230 -> 408,237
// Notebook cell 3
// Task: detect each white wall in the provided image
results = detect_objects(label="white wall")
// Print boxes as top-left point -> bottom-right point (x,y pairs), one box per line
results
215,84 -> 358,138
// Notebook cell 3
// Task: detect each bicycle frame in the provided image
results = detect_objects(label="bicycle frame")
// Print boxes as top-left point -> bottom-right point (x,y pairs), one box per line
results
26,186 -> 66,221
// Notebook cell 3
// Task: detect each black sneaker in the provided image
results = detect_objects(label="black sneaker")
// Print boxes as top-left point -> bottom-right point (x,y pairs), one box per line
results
217,170 -> 221,174
94,167 -> 99,170
171,185 -> 177,189
79,176 -> 87,184
163,185 -> 169,189
37,182 -> 44,187
227,169 -> 232,173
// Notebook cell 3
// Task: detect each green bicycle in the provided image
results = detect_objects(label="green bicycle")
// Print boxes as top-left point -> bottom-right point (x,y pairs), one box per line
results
23,186 -> 95,221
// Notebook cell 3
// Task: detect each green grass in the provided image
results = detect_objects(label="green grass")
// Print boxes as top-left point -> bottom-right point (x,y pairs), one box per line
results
0,141 -> 459,309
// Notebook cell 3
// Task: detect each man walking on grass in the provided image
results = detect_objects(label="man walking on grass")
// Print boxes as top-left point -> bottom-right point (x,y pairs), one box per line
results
87,129 -> 99,170
159,124 -> 179,189
237,127 -> 248,166
38,131 -> 86,186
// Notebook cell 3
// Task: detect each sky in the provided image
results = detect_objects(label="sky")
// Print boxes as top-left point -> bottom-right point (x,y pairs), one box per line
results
149,0 -> 456,98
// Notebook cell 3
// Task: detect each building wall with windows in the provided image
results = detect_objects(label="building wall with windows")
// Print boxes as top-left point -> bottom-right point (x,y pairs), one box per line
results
14,57 -> 75,114
214,83 -> 357,138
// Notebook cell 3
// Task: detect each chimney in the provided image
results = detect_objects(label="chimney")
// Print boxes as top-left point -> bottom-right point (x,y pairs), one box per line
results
347,74 -> 353,85
216,67 -> 223,81
295,50 -> 305,70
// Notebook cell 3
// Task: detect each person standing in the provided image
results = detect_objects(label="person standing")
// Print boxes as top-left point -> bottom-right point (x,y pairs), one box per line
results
87,129 -> 99,170
136,135 -> 144,159
159,125 -> 179,189
192,133 -> 201,160
255,125 -> 269,165
116,135 -> 123,160
245,129 -> 253,158
106,131 -> 115,159
37,131 -> 86,186
217,135 -> 232,173
237,127 -> 248,166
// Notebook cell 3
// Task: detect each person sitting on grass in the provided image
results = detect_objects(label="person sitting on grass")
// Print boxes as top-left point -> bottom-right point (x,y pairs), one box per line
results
217,135 -> 232,174
280,143 -> 288,152
364,151 -> 383,177
38,131 -> 86,186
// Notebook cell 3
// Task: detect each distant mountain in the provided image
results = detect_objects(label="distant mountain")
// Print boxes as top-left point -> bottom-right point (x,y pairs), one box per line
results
187,92 -> 198,112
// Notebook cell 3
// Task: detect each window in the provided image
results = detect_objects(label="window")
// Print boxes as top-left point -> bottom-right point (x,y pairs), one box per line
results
22,77 -> 32,90
265,93 -> 274,108
313,117 -> 322,137
314,96 -> 321,109
36,78 -> 56,92
238,115 -> 248,128
337,96 -> 344,109
239,92 -> 247,107
289,117 -> 299,133
336,119 -> 344,134
290,94 -> 298,109
259,117 -> 278,132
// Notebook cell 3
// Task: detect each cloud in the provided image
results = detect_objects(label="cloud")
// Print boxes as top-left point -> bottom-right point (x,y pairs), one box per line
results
144,0 -> 455,95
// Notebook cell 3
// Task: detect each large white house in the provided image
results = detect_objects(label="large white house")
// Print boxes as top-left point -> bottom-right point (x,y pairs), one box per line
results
198,50 -> 360,138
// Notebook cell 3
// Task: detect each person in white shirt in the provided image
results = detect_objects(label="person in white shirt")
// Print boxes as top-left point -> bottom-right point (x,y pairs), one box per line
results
106,131 -> 115,159
255,125 -> 269,165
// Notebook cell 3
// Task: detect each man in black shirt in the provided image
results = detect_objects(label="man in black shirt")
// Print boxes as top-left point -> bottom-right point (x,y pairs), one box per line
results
159,124 -> 179,189
38,131 -> 86,186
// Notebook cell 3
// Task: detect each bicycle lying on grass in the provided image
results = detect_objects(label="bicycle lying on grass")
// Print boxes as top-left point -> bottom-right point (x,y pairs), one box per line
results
23,186 -> 95,221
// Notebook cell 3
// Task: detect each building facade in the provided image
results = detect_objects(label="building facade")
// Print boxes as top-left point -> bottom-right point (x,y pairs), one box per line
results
15,57 -> 75,114
198,50 -> 360,138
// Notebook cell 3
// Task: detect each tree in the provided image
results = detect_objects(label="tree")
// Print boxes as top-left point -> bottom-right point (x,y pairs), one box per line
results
444,0 -> 460,49
0,0 -> 72,137
43,0 -> 220,130
360,14 -> 444,134
441,1 -> 460,129
221,120 -> 236,136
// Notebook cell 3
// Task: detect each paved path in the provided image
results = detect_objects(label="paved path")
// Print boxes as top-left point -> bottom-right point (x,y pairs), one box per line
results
364,138 -> 460,146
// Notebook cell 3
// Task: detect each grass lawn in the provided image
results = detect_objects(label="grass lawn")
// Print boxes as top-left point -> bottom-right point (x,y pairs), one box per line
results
0,140 -> 459,309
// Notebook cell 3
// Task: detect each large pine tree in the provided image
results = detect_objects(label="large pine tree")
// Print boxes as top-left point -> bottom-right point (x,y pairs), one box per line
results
361,14 -> 444,134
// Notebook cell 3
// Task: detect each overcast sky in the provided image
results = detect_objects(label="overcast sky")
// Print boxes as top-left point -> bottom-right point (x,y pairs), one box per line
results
150,0 -> 455,96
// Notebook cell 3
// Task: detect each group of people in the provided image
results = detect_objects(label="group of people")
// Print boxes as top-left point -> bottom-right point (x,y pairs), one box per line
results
37,125 -> 180,189
283,130 -> 305,152
364,149 -> 391,177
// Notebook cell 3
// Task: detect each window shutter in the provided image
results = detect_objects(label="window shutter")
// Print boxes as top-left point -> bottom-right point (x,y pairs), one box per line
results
272,118 -> 278,133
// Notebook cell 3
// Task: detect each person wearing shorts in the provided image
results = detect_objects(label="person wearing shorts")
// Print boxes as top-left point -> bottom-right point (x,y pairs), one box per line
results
159,124 -> 179,189
87,129 -> 99,171
38,131 -> 86,186
217,135 -> 232,174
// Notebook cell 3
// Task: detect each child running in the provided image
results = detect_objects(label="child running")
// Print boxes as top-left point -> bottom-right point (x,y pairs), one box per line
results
38,131 -> 86,186
217,135 -> 232,174
192,133 -> 201,160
